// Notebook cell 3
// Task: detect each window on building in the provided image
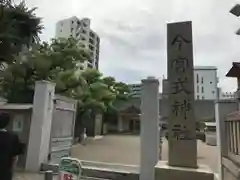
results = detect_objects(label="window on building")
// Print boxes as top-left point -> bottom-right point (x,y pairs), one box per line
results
78,42 -> 85,48
210,81 -> 212,84
88,63 -> 93,68
201,77 -> 204,84
83,22 -> 87,27
88,44 -> 94,51
197,95 -> 199,99
197,74 -> 199,83
197,85 -> 199,93
80,36 -> 86,41
88,57 -> 93,63
71,28 -> 74,32
90,32 -> 95,38
72,20 -> 74,24
202,86 -> 204,93
202,96 -> 205,100
96,48 -> 99,54
89,38 -> 94,45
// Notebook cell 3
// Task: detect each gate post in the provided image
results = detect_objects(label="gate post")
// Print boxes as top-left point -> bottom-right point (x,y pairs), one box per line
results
26,81 -> 55,172
140,77 -> 159,180
45,170 -> 53,180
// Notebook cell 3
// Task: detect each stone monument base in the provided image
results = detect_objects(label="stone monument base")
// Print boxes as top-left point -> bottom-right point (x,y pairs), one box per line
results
155,161 -> 214,180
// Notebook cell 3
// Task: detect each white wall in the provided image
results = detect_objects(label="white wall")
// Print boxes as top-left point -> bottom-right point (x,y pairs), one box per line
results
194,68 -> 218,100
218,88 -> 235,99
55,19 -> 72,38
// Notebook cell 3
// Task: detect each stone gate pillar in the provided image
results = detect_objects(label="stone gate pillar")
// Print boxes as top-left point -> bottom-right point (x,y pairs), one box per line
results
140,77 -> 159,180
155,20 -> 214,180
26,81 -> 55,172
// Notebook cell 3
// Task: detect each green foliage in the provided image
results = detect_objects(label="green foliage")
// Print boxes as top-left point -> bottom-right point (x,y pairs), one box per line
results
0,36 -> 131,123
0,0 -> 131,125
1,38 -> 90,102
77,69 -> 127,115
0,0 -> 43,64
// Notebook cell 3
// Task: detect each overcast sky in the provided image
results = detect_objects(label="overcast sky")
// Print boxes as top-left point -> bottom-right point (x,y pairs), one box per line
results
25,0 -> 240,92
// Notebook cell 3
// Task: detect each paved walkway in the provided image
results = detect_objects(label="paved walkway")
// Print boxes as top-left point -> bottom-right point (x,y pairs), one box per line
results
14,135 -> 219,179
14,172 -> 57,180
71,135 -> 219,173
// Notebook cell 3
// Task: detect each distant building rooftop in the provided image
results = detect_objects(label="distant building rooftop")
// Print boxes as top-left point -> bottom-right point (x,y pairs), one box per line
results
194,66 -> 217,70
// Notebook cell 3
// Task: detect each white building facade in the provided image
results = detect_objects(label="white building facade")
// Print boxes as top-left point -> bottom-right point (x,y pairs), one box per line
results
217,88 -> 236,99
128,83 -> 162,99
194,66 -> 218,100
55,16 -> 100,69
128,84 -> 142,98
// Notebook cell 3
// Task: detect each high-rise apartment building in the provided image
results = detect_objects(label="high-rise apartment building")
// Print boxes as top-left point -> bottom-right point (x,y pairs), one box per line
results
55,16 -> 100,69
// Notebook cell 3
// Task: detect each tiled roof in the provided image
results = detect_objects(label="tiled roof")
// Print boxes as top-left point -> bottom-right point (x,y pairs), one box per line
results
226,62 -> 240,77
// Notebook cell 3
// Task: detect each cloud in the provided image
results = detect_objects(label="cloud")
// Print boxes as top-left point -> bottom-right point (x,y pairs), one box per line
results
26,0 -> 240,92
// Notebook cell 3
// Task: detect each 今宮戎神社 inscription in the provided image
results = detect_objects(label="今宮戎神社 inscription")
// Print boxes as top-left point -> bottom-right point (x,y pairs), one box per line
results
167,21 -> 197,168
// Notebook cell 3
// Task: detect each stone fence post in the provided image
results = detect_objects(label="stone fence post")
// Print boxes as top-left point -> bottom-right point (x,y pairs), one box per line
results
26,81 -> 55,171
140,77 -> 159,180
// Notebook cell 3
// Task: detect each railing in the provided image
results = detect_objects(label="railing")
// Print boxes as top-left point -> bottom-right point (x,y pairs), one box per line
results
225,111 -> 240,165
41,160 -> 139,180
44,171 -> 110,180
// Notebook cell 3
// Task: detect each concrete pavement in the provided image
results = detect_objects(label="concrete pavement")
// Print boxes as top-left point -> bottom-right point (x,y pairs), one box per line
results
14,172 -> 57,180
14,135 -> 219,179
71,135 -> 219,173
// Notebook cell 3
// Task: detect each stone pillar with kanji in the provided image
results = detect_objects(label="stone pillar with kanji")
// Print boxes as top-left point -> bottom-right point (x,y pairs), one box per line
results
155,21 -> 214,180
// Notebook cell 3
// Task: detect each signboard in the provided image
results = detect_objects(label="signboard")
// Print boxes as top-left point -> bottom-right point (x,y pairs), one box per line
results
59,157 -> 82,180
167,21 -> 197,168
13,114 -> 24,132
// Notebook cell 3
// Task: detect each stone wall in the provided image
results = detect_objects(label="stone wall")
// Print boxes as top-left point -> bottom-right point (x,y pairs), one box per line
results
223,167 -> 239,180
215,99 -> 239,180
160,99 -> 215,121
222,157 -> 240,180
115,98 -> 215,122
